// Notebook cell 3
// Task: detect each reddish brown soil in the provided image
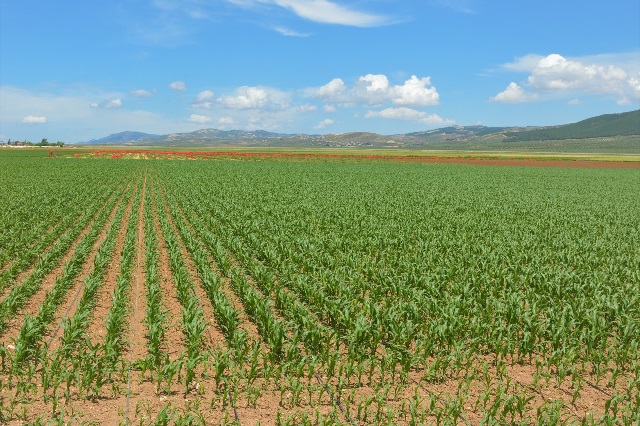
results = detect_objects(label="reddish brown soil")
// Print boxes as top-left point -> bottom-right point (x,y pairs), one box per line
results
128,174 -> 149,364
151,183 -> 186,362
156,184 -> 226,350
85,149 -> 640,169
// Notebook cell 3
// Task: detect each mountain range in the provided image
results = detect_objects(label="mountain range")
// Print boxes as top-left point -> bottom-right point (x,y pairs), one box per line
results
82,109 -> 640,153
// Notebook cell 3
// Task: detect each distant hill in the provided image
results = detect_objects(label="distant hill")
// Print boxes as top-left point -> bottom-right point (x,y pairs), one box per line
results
85,131 -> 159,144
79,110 -> 640,153
502,109 -> 640,142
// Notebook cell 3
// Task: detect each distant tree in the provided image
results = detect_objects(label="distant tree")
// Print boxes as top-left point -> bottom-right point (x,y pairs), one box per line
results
56,141 -> 64,147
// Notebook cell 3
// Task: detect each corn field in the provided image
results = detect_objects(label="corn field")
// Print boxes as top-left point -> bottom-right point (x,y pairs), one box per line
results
0,153 -> 638,425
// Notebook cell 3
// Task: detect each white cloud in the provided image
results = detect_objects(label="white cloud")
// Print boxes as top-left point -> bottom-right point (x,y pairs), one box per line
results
567,98 -> 580,105
274,26 -> 311,37
390,76 -> 439,106
528,54 -> 628,93
105,98 -> 123,109
312,74 -> 440,107
314,118 -> 334,129
192,90 -> 216,108
323,104 -> 336,112
365,107 -> 453,126
218,86 -> 290,110
491,82 -> 538,103
313,78 -> 346,100
298,104 -> 317,112
188,114 -> 212,124
495,53 -> 640,104
91,98 -> 123,109
359,74 -> 389,92
219,117 -> 234,124
21,115 -> 47,124
130,89 -> 154,98
169,80 -> 187,91
501,54 -> 546,72
265,0 -> 389,27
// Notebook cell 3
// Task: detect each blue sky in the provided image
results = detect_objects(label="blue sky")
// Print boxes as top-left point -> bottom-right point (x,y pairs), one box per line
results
1,0 -> 639,143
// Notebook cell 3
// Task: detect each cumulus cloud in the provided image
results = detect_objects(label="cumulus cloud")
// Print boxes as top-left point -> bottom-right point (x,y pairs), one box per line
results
365,107 -> 453,126
314,78 -> 346,100
390,76 -> 439,106
314,118 -> 334,129
192,90 -> 216,108
219,117 -> 234,124
494,53 -> 640,104
130,89 -> 154,98
169,80 -> 187,91
491,82 -> 538,103
323,104 -> 336,112
218,86 -> 290,110
359,74 -> 389,92
22,115 -> 47,124
312,74 -> 440,107
188,114 -> 212,124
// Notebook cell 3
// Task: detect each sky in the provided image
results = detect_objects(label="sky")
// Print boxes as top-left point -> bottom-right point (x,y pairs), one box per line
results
0,0 -> 639,143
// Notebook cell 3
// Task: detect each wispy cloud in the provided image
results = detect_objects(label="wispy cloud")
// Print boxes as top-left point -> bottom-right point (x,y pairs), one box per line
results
274,25 -> 311,37
90,98 -> 123,109
169,81 -> 187,91
188,114 -> 212,124
365,107 -> 453,125
269,0 -> 389,27
21,115 -> 47,124
228,0 -> 391,27
130,89 -> 155,98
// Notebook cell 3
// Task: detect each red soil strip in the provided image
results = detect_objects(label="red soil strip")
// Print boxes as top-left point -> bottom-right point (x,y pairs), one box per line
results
89,149 -> 640,168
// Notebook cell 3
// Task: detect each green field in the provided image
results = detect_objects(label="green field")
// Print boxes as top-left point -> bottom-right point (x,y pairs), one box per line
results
0,151 -> 638,424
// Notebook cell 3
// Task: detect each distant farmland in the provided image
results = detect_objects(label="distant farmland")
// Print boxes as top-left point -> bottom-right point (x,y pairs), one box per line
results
0,151 -> 638,424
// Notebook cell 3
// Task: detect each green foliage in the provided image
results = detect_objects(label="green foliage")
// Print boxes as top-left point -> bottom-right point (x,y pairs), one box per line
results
503,109 -> 640,141
0,155 -> 638,423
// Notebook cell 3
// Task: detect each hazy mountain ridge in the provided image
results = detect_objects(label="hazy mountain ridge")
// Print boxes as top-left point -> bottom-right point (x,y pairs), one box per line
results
82,110 -> 639,153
